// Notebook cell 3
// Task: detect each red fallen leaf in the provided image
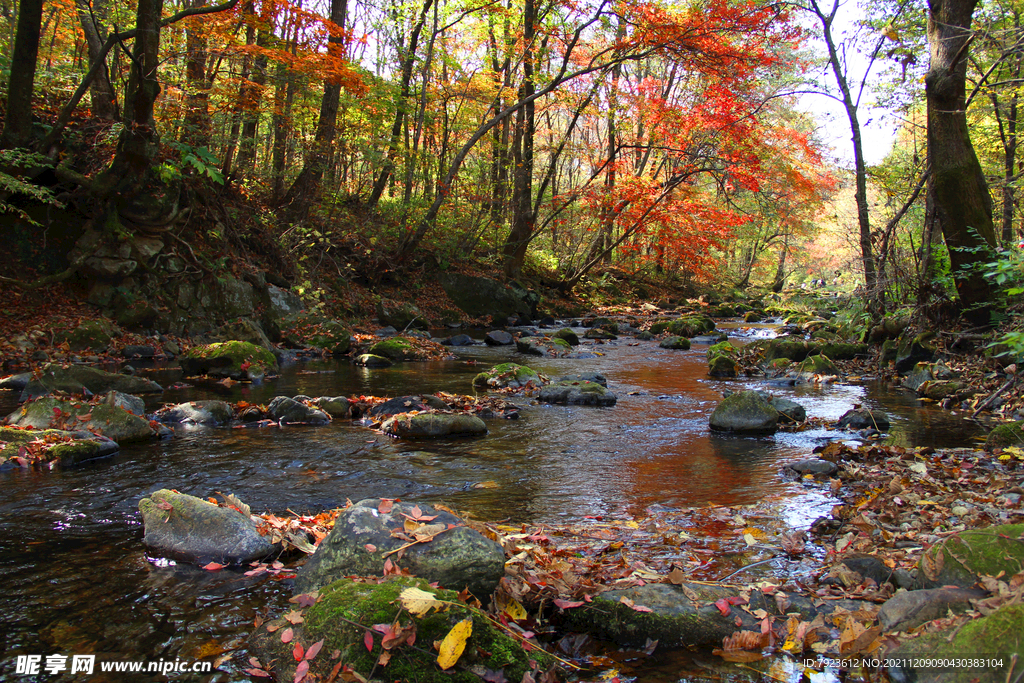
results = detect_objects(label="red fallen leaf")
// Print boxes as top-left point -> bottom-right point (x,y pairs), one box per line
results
553,599 -> 584,609
715,598 -> 732,616
203,562 -> 225,571
305,639 -> 324,661
244,668 -> 272,678
153,499 -> 174,510
294,659 -> 309,683
281,628 -> 294,643
293,641 -> 305,661
378,499 -> 394,514
364,630 -> 374,652
365,544 -> 377,553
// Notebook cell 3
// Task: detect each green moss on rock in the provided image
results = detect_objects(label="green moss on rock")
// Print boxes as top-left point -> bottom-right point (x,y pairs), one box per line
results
473,363 -> 541,389
368,336 -> 417,361
659,336 -> 691,350
917,523 -> 1024,589
251,577 -> 554,683
552,328 -> 579,346
182,340 -> 278,379
667,315 -> 715,338
986,421 -> 1024,452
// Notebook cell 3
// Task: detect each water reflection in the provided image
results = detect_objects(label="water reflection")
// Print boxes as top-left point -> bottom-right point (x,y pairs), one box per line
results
0,332 -> 987,681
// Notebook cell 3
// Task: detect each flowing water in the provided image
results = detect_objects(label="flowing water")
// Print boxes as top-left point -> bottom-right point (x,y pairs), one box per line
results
0,323 -> 986,682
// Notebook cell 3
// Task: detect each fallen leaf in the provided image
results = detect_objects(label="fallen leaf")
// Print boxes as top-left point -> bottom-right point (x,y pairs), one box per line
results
281,628 -> 294,644
400,586 -> 443,617
203,562 -> 226,571
437,618 -> 472,670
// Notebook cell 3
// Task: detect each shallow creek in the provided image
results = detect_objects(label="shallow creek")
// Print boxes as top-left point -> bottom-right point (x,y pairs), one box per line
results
0,323 -> 985,682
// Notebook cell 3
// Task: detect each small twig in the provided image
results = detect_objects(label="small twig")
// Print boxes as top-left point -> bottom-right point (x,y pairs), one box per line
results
972,375 -> 1018,418
717,557 -> 780,582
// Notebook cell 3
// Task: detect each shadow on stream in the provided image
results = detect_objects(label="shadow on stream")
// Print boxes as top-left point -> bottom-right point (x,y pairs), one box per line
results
0,322 -> 985,682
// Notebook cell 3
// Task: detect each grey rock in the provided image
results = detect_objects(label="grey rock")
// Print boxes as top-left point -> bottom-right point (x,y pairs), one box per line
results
771,397 -> 807,423
381,413 -> 488,438
267,396 -> 330,425
155,400 -> 234,425
293,499 -> 505,600
837,409 -> 891,431
485,330 -> 514,346
538,381 -> 617,406
878,587 -> 987,632
139,489 -> 276,566
709,390 -> 779,435
787,458 -> 837,476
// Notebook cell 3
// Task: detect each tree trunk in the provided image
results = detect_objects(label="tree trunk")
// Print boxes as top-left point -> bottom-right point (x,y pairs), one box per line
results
501,0 -> 535,279
926,0 -> 997,325
103,0 -> 163,183
74,0 -> 117,121
367,0 -> 434,209
182,0 -> 211,146
279,0 -> 346,220
809,0 -> 876,293
2,0 -> 44,148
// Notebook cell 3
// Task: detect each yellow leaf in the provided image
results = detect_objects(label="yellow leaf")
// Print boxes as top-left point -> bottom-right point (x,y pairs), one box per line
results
437,618 -> 472,670
498,596 -> 527,620
400,587 -> 443,617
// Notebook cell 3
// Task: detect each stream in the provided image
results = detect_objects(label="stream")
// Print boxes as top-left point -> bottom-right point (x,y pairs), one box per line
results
0,321 -> 986,682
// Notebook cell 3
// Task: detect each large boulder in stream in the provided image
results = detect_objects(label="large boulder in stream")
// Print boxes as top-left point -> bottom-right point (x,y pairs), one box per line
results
381,413 -> 487,438
250,576 -> 552,683
473,363 -> 543,390
438,273 -> 539,323
180,340 -> 278,381
836,408 -> 891,431
0,426 -> 119,467
708,390 -> 779,435
20,363 -> 163,401
293,499 -> 505,600
154,400 -> 234,425
538,380 -> 617,406
267,396 -> 330,425
6,396 -> 158,443
139,489 -> 276,566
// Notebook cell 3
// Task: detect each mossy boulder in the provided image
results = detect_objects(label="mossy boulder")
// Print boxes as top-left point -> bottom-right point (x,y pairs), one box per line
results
887,603 -> 1024,683
709,390 -> 779,435
0,426 -> 118,467
819,342 -> 868,360
515,337 -> 572,357
986,421 -> 1024,452
636,330 -> 655,341
666,315 -> 715,338
54,319 -> 121,352
210,317 -> 275,356
473,363 -> 542,390
180,340 -> 278,380
538,380 -> 617,406
584,327 -> 618,340
916,523 -> 1024,589
649,320 -> 672,335
790,353 -> 838,377
20,362 -> 163,401
659,336 -> 691,350
311,396 -> 352,419
708,355 -> 738,378
552,328 -> 579,346
381,413 -> 488,438
763,338 -> 821,362
293,500 -> 505,600
6,396 -> 158,443
706,341 -> 736,360
306,320 -> 352,355
368,336 -> 418,361
250,577 -> 555,683
138,489 -> 276,566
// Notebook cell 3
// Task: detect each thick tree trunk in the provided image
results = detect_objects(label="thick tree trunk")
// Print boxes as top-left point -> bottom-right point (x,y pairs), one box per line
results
2,0 -> 44,148
101,0 -> 163,185
182,0 -> 211,146
926,0 -> 997,325
74,0 -> 117,121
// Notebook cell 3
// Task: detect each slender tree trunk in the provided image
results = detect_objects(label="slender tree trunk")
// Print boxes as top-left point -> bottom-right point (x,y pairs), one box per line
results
74,0 -> 117,121
367,0 -> 433,208
501,0 -> 535,279
809,0 -> 876,292
236,7 -> 270,172
280,0 -> 347,220
2,0 -> 44,148
926,0 -> 997,325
